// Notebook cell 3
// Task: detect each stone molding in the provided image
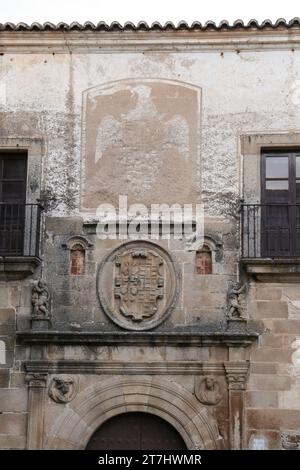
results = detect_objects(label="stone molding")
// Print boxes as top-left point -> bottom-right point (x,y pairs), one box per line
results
26,360 -> 227,375
61,235 -> 94,250
241,132 -> 300,156
2,30 -> 300,53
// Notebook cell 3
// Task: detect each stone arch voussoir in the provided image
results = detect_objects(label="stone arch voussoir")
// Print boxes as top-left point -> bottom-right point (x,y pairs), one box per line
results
44,376 -> 221,450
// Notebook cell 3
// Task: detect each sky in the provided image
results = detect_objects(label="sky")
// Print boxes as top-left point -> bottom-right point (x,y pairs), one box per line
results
0,0 -> 299,25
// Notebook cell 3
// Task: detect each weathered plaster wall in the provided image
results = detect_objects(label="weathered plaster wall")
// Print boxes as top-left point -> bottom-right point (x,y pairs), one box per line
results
1,37 -> 300,449
1,48 -> 300,214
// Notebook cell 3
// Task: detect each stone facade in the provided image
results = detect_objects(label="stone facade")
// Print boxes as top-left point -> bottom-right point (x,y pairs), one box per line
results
0,21 -> 300,449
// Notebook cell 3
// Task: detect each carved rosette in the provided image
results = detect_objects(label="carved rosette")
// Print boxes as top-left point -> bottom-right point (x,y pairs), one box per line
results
97,241 -> 180,330
48,375 -> 77,403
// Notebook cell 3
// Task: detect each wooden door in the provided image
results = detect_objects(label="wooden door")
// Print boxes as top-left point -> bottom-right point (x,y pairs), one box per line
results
86,412 -> 187,450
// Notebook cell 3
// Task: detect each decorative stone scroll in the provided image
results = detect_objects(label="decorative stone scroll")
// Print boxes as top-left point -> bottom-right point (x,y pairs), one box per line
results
97,241 -> 180,330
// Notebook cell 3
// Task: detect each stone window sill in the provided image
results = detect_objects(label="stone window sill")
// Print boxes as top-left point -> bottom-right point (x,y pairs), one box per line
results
0,256 -> 41,280
241,258 -> 300,282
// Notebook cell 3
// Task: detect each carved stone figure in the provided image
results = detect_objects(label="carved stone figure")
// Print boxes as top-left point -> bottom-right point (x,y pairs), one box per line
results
49,376 -> 77,403
227,281 -> 246,320
195,377 -> 222,405
31,280 -> 50,317
281,432 -> 300,450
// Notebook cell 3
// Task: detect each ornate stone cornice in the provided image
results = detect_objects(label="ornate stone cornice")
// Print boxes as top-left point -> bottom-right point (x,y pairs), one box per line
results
17,330 -> 259,346
1,25 -> 300,52
224,362 -> 250,390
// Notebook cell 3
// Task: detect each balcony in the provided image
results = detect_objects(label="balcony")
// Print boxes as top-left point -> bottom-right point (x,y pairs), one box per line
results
241,203 -> 300,281
0,203 -> 43,279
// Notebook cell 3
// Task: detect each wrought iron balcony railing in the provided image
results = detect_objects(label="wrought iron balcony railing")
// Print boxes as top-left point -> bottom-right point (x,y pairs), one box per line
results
0,203 -> 43,257
241,203 -> 300,259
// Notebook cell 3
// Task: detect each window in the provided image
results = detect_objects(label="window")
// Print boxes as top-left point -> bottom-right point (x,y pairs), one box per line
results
196,245 -> 212,274
70,243 -> 85,275
0,152 -> 27,255
261,151 -> 300,257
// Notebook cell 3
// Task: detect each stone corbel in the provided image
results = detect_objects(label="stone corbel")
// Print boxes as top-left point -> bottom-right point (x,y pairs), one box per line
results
224,361 -> 249,449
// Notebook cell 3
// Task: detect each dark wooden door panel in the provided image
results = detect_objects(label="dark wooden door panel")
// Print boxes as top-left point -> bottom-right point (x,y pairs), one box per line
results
0,153 -> 27,255
86,412 -> 186,450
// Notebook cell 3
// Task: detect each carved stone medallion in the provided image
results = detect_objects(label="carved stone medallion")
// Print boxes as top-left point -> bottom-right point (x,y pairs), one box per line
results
195,376 -> 222,405
49,375 -> 77,403
97,241 -> 179,330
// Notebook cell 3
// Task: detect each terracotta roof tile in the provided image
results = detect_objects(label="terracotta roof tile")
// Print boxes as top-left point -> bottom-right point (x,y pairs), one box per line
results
0,18 -> 300,32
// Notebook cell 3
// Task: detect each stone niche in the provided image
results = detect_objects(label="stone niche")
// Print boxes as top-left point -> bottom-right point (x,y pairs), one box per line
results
81,79 -> 201,209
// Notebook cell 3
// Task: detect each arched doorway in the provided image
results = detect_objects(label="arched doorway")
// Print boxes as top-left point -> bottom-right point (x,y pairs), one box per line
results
86,412 -> 187,450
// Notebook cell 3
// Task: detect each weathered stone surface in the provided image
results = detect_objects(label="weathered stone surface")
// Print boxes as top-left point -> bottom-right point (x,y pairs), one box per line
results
249,374 -> 291,391
250,362 -> 277,374
0,435 -> 26,449
0,414 -> 27,435
247,409 -> 300,430
255,286 -> 282,301
251,348 -> 292,363
0,369 -> 9,387
10,372 -> 26,388
246,390 -> 278,408
255,301 -> 288,319
272,320 -> 300,334
0,389 -> 28,412
247,430 -> 281,450
0,287 -> 10,308
0,308 -> 15,324
45,217 -> 83,235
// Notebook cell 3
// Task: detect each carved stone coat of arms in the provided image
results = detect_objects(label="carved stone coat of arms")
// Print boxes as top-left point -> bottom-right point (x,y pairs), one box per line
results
97,241 -> 179,330
114,250 -> 164,323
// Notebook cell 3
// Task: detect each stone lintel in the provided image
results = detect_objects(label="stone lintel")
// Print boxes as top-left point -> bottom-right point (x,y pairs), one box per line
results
25,360 -> 228,375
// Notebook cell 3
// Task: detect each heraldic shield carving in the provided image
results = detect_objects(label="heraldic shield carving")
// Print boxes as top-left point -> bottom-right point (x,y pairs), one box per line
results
97,241 -> 180,330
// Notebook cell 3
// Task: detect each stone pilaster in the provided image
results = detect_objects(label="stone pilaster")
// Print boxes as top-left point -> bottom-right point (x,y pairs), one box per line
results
25,373 -> 48,449
224,362 -> 249,450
